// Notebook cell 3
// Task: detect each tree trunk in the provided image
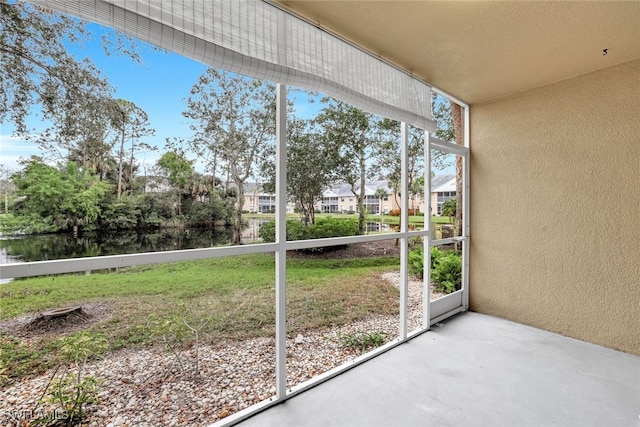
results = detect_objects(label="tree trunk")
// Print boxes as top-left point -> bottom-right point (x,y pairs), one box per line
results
310,203 -> 315,225
117,124 -> 125,201
233,180 -> 245,245
451,102 -> 464,240
129,141 -> 135,195
357,154 -> 367,235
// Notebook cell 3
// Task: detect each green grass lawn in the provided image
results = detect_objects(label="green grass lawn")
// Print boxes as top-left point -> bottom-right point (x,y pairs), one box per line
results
0,253 -> 400,382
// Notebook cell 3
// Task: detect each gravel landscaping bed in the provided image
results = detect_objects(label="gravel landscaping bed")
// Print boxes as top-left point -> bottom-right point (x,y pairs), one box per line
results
1,272 -> 445,427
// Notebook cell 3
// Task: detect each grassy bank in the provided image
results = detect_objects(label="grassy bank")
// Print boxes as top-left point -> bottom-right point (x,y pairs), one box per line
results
0,253 -> 399,382
243,212 -> 453,226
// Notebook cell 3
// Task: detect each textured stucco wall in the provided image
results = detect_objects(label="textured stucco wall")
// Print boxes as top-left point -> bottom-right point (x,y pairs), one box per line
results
469,59 -> 640,355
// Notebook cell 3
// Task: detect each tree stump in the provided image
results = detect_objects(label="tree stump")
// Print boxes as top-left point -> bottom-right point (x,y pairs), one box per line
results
24,305 -> 90,333
42,306 -> 84,318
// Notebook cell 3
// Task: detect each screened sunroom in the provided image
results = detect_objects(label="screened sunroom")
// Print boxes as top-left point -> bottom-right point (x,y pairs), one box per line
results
1,1 -> 638,426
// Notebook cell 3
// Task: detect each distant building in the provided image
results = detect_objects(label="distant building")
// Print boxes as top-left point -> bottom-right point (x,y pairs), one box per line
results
243,182 -> 279,213
241,175 -> 456,216
430,174 -> 456,216
319,180 -> 392,214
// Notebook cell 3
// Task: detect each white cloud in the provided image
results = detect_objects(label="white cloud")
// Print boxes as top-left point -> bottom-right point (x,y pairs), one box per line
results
0,134 -> 44,171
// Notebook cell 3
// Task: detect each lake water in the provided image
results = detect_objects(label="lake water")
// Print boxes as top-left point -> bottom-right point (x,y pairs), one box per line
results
0,219 -> 392,265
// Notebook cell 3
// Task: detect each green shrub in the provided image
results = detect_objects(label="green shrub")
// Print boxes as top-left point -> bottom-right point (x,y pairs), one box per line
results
0,213 -> 59,234
34,333 -> 108,426
408,246 -> 462,294
431,251 -> 462,293
408,245 -> 448,279
259,217 -> 359,243
408,244 -> 424,278
430,246 -> 445,270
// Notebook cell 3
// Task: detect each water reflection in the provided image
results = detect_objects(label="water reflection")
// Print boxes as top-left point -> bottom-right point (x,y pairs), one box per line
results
366,222 -> 392,233
241,218 -> 272,243
0,227 -> 233,263
1,219 -> 410,264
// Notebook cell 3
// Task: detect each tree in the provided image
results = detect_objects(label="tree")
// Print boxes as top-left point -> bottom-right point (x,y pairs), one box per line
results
156,150 -> 194,217
432,93 -> 455,143
67,135 -> 115,181
32,93 -> 118,175
261,116 -> 333,226
441,198 -> 456,218
432,93 -> 463,237
111,99 -> 155,200
11,157 -> 109,234
374,187 -> 388,216
0,164 -> 15,213
0,1 -> 138,136
316,99 -> 380,235
378,120 -> 427,208
410,175 -> 424,214
184,69 -> 276,245
450,102 -> 464,238
59,162 -> 110,235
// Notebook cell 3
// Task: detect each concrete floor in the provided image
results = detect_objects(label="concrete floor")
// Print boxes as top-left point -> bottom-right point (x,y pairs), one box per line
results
237,312 -> 640,427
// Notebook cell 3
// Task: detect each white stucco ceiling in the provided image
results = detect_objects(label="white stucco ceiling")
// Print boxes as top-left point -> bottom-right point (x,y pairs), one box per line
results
274,1 -> 640,104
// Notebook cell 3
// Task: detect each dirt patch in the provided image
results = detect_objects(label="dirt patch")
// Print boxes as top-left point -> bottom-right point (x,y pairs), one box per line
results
0,301 -> 114,339
287,238 -> 402,259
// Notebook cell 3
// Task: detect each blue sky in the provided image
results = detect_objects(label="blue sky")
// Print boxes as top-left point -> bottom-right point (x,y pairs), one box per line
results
1,24 -> 209,172
1,22 -> 327,173
1,21 -> 452,175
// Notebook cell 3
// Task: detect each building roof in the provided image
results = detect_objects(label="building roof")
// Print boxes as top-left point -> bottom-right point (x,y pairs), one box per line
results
243,176 -> 453,197
322,176 -> 454,198
431,174 -> 456,193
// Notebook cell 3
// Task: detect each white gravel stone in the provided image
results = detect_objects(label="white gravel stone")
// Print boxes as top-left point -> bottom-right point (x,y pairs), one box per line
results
0,272 -> 444,427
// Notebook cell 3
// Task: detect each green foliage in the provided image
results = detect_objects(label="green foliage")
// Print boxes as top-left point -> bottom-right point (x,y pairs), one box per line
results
185,189 -> 234,227
408,246 -> 462,293
58,332 -> 108,364
259,217 -> 359,243
0,212 -> 59,234
0,1 -> 116,134
261,114 -> 334,226
184,68 -> 276,245
35,373 -> 102,426
33,333 -> 108,426
137,193 -> 175,226
431,251 -> 462,293
99,195 -> 141,230
441,198 -> 456,217
156,151 -> 193,190
10,159 -> 109,232
59,163 -> 110,228
432,93 -> 455,143
316,99 -> 382,235
408,244 -> 424,278
148,314 -> 191,343
337,331 -> 387,354
0,336 -> 60,383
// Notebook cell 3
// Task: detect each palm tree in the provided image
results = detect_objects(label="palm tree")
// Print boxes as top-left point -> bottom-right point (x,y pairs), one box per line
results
450,103 -> 464,238
374,187 -> 388,215
189,173 -> 209,202
441,198 -> 456,220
